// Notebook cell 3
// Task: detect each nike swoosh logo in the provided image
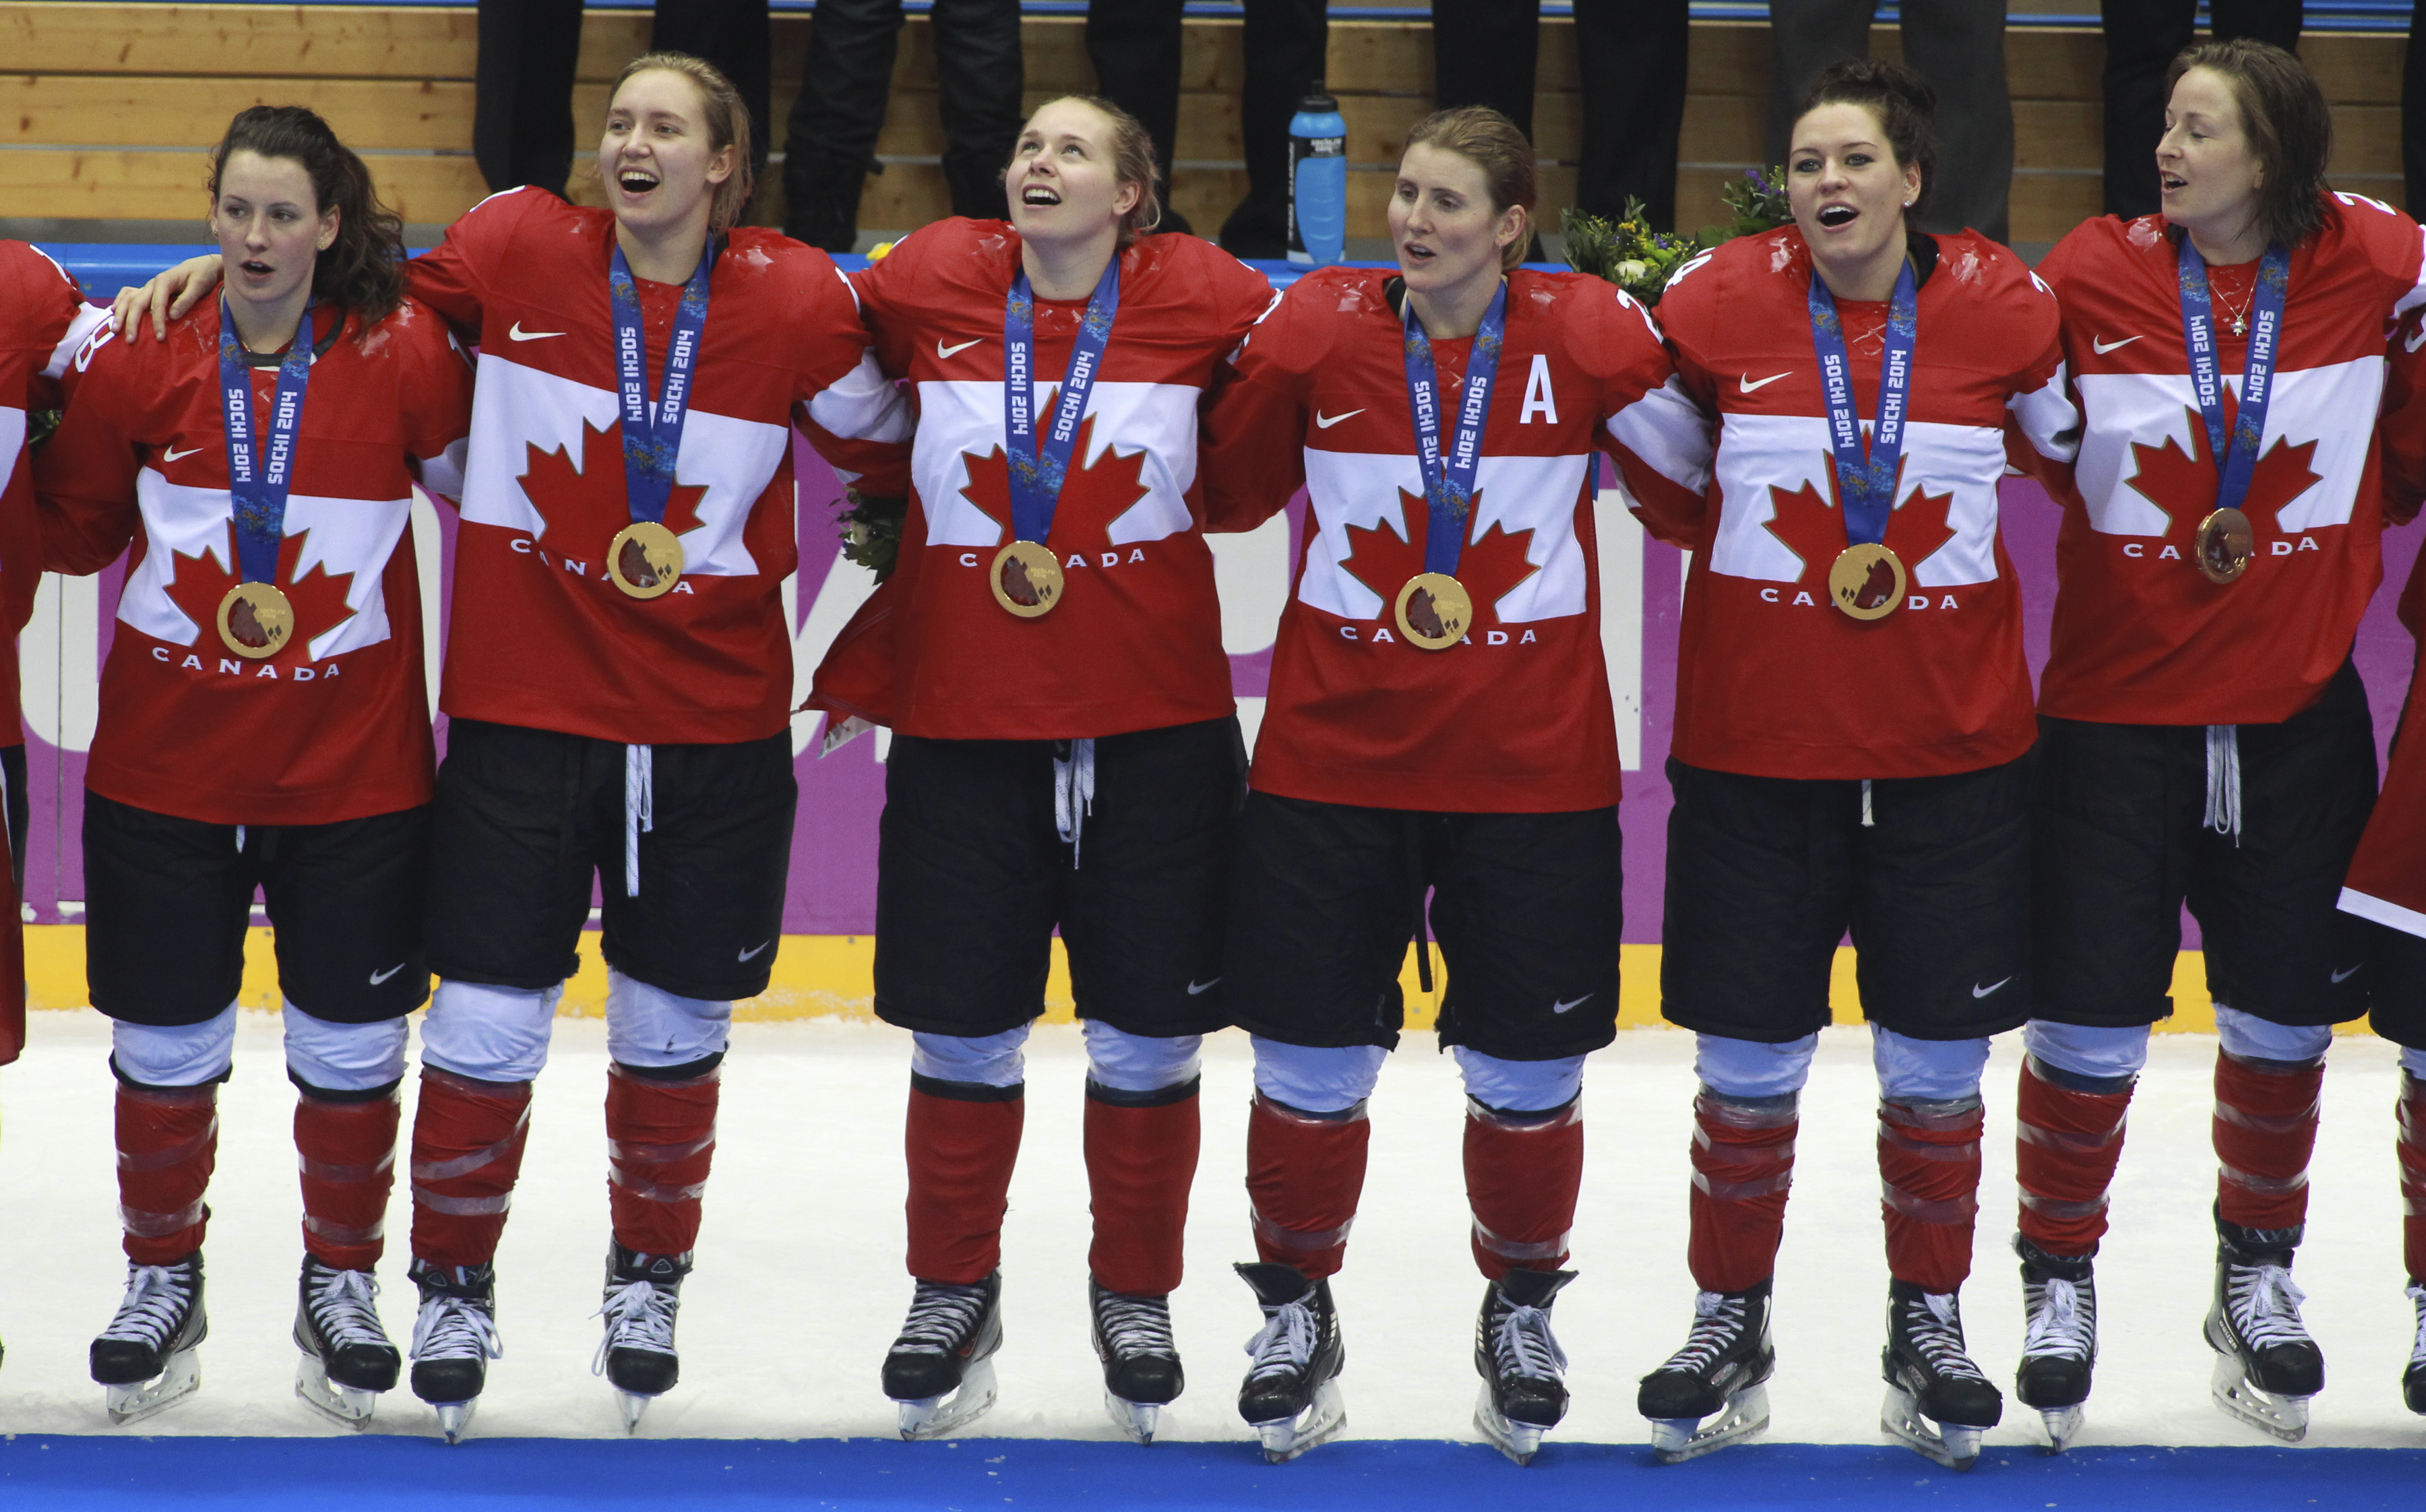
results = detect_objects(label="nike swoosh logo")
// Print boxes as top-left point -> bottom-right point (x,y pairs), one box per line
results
161,445 -> 203,463
1971,977 -> 2012,999
508,321 -> 565,341
2092,335 -> 2141,355
739,940 -> 773,963
2331,962 -> 2363,983
1314,409 -> 1363,429
1551,994 -> 1592,1013
368,962 -> 407,986
1739,373 -> 1790,393
937,338 -> 983,360
1187,977 -> 1222,995
2407,325 -> 2426,355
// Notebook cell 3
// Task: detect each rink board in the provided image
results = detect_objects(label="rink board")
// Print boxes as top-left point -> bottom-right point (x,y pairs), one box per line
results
1,1435 -> 2423,1511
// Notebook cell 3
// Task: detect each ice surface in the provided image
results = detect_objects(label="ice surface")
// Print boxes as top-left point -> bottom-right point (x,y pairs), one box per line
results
0,1013 -> 2419,1451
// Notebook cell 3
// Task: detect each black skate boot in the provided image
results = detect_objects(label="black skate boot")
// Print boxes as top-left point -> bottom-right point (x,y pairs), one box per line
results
293,1255 -> 400,1428
407,1259 -> 500,1445
1881,1279 -> 2002,1470
2405,1282 -> 2426,1416
90,1252 -> 207,1426
1236,1261 -> 1346,1463
1090,1279 -> 1183,1445
1472,1267 -> 1574,1466
2014,1236 -> 2096,1451
2204,1214 -> 2322,1441
596,1245 -> 689,1432
884,1271 -> 1003,1440
1638,1278 -> 1775,1463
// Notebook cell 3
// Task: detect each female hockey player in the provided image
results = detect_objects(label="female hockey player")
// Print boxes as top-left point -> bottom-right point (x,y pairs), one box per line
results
40,104 -> 474,1429
116,55 -> 910,1439
1623,60 -> 2078,1470
1194,106 -> 1704,1464
803,94 -> 1278,1445
2016,38 -> 2426,1447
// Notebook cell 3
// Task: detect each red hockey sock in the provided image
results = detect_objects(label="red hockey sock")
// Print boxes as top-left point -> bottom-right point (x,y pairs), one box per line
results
297,1087 -> 401,1271
906,1079 -> 1024,1284
1686,1088 -> 1797,1294
2402,1071 -> 2426,1284
1084,1082 -> 1201,1296
1879,1097 -> 1984,1293
2213,1048 -> 2323,1232
2014,1056 -> 2134,1258
606,1060 -> 720,1257
1245,1093 -> 1369,1280
117,1082 -> 218,1265
1464,1098 -> 1584,1280
408,1067 -> 533,1269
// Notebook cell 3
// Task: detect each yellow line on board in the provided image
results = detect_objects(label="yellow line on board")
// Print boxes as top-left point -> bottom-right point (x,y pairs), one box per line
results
20,926 -> 2258,1033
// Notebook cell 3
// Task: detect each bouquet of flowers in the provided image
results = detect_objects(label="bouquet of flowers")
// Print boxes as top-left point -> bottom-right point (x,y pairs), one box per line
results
1563,166 -> 1795,307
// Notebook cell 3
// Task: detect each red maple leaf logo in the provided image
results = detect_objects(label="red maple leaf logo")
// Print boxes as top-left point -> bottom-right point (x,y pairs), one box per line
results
516,420 -> 710,559
1340,487 -> 1539,625
959,415 -> 1153,546
1762,470 -> 1959,585
2125,407 -> 2324,540
160,528 -> 361,662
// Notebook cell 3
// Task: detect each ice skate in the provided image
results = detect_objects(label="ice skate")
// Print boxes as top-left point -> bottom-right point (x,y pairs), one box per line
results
884,1271 -> 1003,1440
1090,1280 -> 1182,1444
1472,1268 -> 1574,1466
292,1256 -> 400,1428
1880,1280 -> 2001,1471
90,1253 -> 206,1426
595,1245 -> 688,1432
407,1259 -> 499,1445
2204,1224 -> 2322,1442
1235,1262 -> 1345,1463
1638,1279 -> 1774,1463
2403,1282 -> 2426,1416
2013,1236 -> 2096,1452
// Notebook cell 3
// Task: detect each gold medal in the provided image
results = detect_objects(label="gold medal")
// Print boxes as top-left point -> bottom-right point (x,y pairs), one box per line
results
989,539 -> 1064,618
608,521 -> 685,599
1828,542 -> 1906,621
1394,571 -> 1473,651
216,581 -> 295,660
2194,507 -> 2255,585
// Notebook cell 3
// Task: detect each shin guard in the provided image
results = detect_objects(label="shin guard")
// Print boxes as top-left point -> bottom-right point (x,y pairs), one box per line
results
1687,1087 -> 1797,1294
905,1077 -> 1024,1284
1084,1079 -> 1201,1296
2015,1056 -> 2133,1259
1245,1092 -> 1369,1280
606,1060 -> 720,1257
297,1086 -> 400,1271
117,1083 -> 218,1265
2213,1049 -> 2322,1232
2400,1071 -> 2426,1284
1878,1097 -> 1985,1293
408,1066 -> 533,1269
1464,1097 -> 1584,1281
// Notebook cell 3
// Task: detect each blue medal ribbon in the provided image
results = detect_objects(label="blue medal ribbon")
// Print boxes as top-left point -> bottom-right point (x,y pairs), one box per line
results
608,242 -> 714,527
217,296 -> 317,586
1806,259 -> 1917,547
2177,237 -> 2291,515
1003,257 -> 1121,544
1401,281 -> 1509,577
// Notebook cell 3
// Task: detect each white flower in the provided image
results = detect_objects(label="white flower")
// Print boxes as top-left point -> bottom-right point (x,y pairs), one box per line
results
1615,259 -> 1650,282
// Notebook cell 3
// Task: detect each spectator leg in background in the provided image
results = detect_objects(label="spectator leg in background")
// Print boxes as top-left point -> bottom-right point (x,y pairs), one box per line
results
1900,0 -> 2013,244
933,0 -> 1025,223
1086,0 -> 1191,233
1220,0 -> 1330,257
474,0 -> 584,195
2210,0 -> 2304,53
781,0 -> 906,251
1574,0 -> 1689,229
2408,0 -> 2426,211
1764,0 -> 1877,168
1431,0 -> 1543,138
2097,0 -> 2194,219
650,0 -> 774,179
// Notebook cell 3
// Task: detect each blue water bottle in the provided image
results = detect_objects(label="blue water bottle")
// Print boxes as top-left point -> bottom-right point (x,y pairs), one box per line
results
1287,82 -> 1347,266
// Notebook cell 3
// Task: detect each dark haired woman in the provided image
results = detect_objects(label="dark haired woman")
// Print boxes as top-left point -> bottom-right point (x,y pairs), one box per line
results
2019,38 -> 2426,1445
805,94 -> 1277,1442
119,54 -> 910,1437
1621,59 -> 2078,1468
39,104 -> 474,1428
1196,104 -> 1696,1464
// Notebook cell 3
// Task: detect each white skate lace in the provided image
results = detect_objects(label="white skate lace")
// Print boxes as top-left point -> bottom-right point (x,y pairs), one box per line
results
1244,1299 -> 1317,1383
894,1282 -> 990,1358
1489,1302 -> 1567,1384
2407,1282 -> 2426,1368
1657,1290 -> 1746,1375
305,1263 -> 392,1351
2226,1263 -> 2311,1350
1902,1292 -> 1991,1385
2021,1276 -> 2093,1363
592,1278 -> 680,1373
100,1263 -> 193,1349
410,1289 -> 501,1364
1095,1291 -> 1176,1363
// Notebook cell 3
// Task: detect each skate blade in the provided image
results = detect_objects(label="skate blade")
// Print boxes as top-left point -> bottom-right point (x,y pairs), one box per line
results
294,1354 -> 379,1430
617,1391 -> 656,1434
104,1350 -> 200,1427
1649,1383 -> 1770,1466
1881,1384 -> 1985,1472
897,1357 -> 999,1441
2037,1404 -> 2084,1453
433,1399 -> 477,1445
1251,1379 -> 1346,1464
2208,1351 -> 2311,1443
1474,1383 -> 1551,1467
1104,1389 -> 1159,1445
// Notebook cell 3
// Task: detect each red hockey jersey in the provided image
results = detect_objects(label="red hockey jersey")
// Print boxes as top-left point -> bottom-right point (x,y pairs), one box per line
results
1640,227 -> 2076,780
1199,265 -> 1701,812
806,220 -> 1280,741
37,296 -> 473,825
1,243 -> 106,736
2034,195 -> 2426,726
407,187 -> 910,745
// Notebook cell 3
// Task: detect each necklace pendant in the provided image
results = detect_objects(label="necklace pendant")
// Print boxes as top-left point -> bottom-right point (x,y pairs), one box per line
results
2231,317 -> 2247,337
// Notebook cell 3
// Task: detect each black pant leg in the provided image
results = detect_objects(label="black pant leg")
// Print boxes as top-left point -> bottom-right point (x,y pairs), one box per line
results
475,0 -> 585,195
1086,0 -> 1187,224
781,0 -> 906,249
932,0 -> 1024,221
1432,0 -> 1542,138
1574,0 -> 1689,227
2409,2 -> 2426,212
1219,0 -> 1328,257
650,0 -> 774,175
1900,0 -> 2013,243
2210,0 -> 2305,51
1763,0 -> 1878,165
2098,0 -> 2194,218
